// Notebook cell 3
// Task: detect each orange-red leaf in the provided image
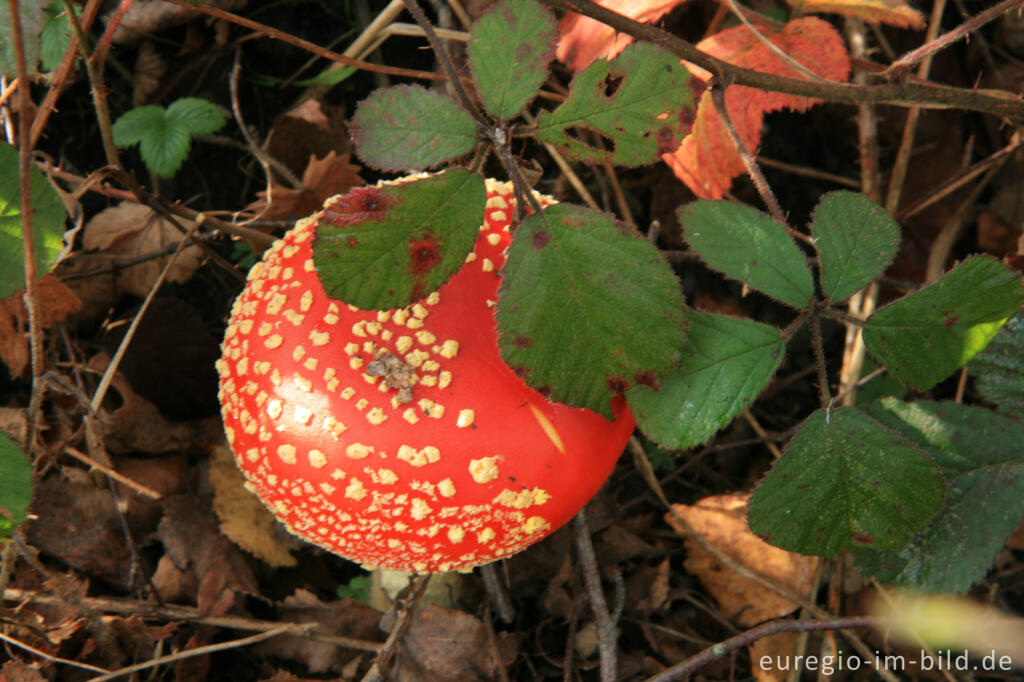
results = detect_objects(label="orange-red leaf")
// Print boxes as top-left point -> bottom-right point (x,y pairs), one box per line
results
788,0 -> 925,30
556,0 -> 691,70
665,17 -> 850,199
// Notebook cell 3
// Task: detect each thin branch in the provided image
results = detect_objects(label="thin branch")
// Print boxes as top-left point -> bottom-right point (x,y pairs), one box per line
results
86,625 -> 307,682
539,0 -> 1024,122
575,509 -> 617,682
709,80 -> 786,226
809,313 -> 832,407
163,0 -> 447,82
880,0 -> 1024,79
643,616 -> 880,682
0,629 -> 110,675
63,446 -> 163,500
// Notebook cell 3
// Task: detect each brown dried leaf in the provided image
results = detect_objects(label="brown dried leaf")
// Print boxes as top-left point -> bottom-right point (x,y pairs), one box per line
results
132,40 -> 167,106
83,203 -> 204,298
265,99 -> 356,182
0,274 -> 82,377
666,493 -> 818,626
392,604 -> 510,682
157,494 -> 259,616
210,444 -> 298,567
248,152 -> 364,221
108,0 -> 247,44
258,589 -> 383,673
0,661 -> 48,682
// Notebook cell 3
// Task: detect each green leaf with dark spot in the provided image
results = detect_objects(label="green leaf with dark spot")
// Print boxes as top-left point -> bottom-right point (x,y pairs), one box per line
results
313,170 -> 485,310
497,204 -> 685,418
535,42 -> 696,167
812,191 -> 900,303
748,407 -> 944,556
468,0 -> 557,120
969,313 -> 1024,421
679,200 -> 815,309
0,432 -> 32,538
856,399 -> 1024,592
863,256 -> 1023,390
350,85 -> 478,172
0,140 -> 66,298
628,311 -> 784,448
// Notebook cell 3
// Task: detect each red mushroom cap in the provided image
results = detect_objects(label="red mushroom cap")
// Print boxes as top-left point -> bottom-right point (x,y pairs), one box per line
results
216,177 -> 635,573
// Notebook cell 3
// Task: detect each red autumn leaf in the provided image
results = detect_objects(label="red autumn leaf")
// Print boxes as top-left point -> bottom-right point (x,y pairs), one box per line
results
787,0 -> 925,30
665,17 -> 850,199
556,0 -> 692,70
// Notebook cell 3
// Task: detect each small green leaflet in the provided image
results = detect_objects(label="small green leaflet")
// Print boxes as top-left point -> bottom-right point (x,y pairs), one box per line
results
313,170 -> 485,310
349,85 -> 478,172
0,432 -> 32,539
41,0 -> 76,71
863,256 -> 1023,390
748,407 -> 944,556
468,0 -> 557,121
857,399 -> 1024,593
628,311 -> 784,448
811,191 -> 900,303
679,200 -> 815,309
497,204 -> 685,418
536,42 -> 696,167
970,314 -> 1024,421
112,98 -> 226,178
0,141 -> 66,298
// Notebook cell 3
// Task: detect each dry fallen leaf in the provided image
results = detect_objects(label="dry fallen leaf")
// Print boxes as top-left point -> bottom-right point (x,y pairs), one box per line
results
210,444 -> 299,567
666,493 -> 818,626
392,604 -> 513,682
264,99 -> 357,182
0,274 -> 82,377
83,203 -> 204,298
665,18 -> 850,199
787,0 -> 925,29
247,151 -> 365,221
749,632 -> 800,682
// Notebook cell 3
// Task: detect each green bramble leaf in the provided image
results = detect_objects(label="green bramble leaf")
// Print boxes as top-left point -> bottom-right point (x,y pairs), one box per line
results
350,85 -> 478,172
0,0 -> 47,76
40,0 -> 76,71
313,170 -> 485,310
0,432 -> 33,539
165,97 -> 227,136
468,0 -> 557,120
811,191 -> 900,303
857,399 -> 1024,592
969,314 -> 1024,421
497,204 -> 686,418
679,200 -> 815,309
863,256 -> 1023,390
536,42 -> 697,167
748,406 -> 944,556
112,98 -> 225,178
628,311 -> 784,448
0,141 -> 67,298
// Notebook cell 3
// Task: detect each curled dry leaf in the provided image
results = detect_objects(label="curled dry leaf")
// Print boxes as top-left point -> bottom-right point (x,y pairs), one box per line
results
246,151 -> 364,221
665,18 -> 850,199
264,99 -> 356,183
83,202 -> 204,299
391,604 -> 514,682
209,444 -> 298,567
666,493 -> 818,626
0,273 -> 82,377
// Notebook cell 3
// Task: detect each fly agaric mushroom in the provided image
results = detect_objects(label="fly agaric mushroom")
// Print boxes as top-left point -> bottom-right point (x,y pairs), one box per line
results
216,177 -> 635,573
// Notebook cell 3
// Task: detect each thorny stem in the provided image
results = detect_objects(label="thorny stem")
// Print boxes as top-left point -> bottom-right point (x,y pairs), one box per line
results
708,80 -> 786,227
809,312 -> 832,407
643,616 -> 880,682
880,0 -> 1024,79
9,0 -> 44,457
575,509 -> 618,682
539,0 -> 1024,122
398,0 -> 542,218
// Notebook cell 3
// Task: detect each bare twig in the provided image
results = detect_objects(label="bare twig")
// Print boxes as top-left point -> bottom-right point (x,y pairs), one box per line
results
86,625 -> 308,682
880,0 -> 1024,79
0,629 -> 111,675
362,574 -> 432,681
575,509 -> 617,682
63,446 -> 163,500
642,616 -> 880,682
